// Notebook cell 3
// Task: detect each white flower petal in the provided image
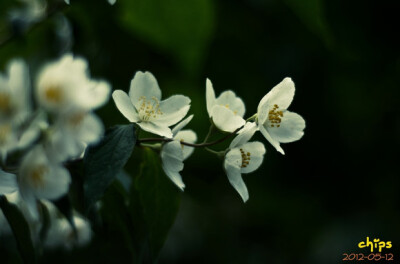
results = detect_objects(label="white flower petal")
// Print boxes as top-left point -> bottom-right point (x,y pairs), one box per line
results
137,122 -> 173,138
129,71 -> 162,110
206,78 -> 216,117
77,113 -> 104,144
112,90 -> 139,122
211,105 -> 245,132
80,80 -> 111,109
259,124 -> 284,155
266,111 -> 305,143
35,164 -> 71,200
155,95 -> 191,127
0,170 -> 17,194
174,129 -> 197,160
257,77 -> 295,124
215,90 -> 245,117
161,141 -> 185,190
229,122 -> 258,148
239,141 -> 266,174
172,115 -> 193,136
224,148 -> 249,202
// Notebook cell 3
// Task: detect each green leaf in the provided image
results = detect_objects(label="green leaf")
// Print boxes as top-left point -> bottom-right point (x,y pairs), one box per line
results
129,148 -> 181,261
119,0 -> 215,74
83,124 -> 136,213
0,195 -> 36,264
283,0 -> 333,48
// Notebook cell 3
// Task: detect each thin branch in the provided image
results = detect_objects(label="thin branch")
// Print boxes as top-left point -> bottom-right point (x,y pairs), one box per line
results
137,125 -> 244,148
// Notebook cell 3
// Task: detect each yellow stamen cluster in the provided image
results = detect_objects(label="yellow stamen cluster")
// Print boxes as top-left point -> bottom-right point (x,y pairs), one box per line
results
30,165 -> 48,188
240,148 -> 251,168
268,104 -> 283,128
0,124 -> 11,145
45,86 -> 63,103
138,96 -> 163,121
0,93 -> 11,113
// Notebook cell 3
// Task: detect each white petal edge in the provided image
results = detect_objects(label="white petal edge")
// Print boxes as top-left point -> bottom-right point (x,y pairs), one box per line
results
211,105 -> 245,133
224,148 -> 249,202
206,78 -> 216,117
161,141 -> 185,190
172,115 -> 193,136
112,90 -> 139,122
240,141 -> 266,174
266,111 -> 305,143
129,71 -> 162,110
259,124 -> 285,155
257,77 -> 295,124
156,95 -> 191,127
229,122 -> 258,148
137,122 -> 173,138
174,129 -> 197,160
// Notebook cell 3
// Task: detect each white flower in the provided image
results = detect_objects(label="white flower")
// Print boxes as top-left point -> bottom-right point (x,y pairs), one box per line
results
42,201 -> 92,250
113,71 -> 191,138
45,109 -> 104,162
0,59 -> 31,123
206,78 -> 246,132
36,54 -> 110,114
256,78 -> 305,154
18,146 -> 71,219
160,115 -> 197,190
224,122 -> 266,202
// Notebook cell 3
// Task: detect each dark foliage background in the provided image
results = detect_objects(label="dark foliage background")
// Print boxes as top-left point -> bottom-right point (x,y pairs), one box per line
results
1,0 -> 399,263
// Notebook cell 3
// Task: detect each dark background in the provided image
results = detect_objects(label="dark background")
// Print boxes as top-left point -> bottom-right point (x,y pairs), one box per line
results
1,0 -> 399,263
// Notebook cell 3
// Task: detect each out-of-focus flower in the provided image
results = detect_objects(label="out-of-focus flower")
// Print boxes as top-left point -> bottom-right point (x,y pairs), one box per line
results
113,71 -> 191,138
224,122 -> 266,202
18,146 -> 71,219
36,54 -> 110,114
206,78 -> 246,132
43,201 -> 92,250
65,0 -> 116,5
0,169 -> 17,195
256,78 -> 305,155
160,115 -> 196,190
0,59 -> 31,123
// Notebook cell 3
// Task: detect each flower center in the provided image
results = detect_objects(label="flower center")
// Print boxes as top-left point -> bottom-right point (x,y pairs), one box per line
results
268,104 -> 283,128
0,93 -> 11,113
44,85 -> 63,103
240,148 -> 251,168
221,104 -> 238,115
138,96 -> 163,122
30,165 -> 48,188
0,124 -> 11,145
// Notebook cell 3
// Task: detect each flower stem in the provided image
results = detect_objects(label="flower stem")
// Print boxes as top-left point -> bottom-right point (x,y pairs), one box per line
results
202,123 -> 215,144
137,125 -> 244,148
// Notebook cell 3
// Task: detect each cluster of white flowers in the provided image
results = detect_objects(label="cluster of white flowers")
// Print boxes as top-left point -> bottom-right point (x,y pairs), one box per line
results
113,73 -> 305,202
0,54 -> 109,247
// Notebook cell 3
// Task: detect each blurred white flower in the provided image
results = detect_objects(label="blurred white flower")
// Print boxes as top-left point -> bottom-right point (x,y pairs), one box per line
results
0,59 -> 31,123
256,78 -> 305,155
43,201 -> 92,250
206,78 -> 246,132
36,54 -> 110,114
224,122 -> 266,202
18,146 -> 71,219
160,115 -> 197,190
113,71 -> 191,138
45,109 -> 104,162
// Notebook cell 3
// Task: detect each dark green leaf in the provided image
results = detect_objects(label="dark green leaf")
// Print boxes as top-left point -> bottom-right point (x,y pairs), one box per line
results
0,195 -> 36,264
119,0 -> 215,74
130,148 -> 181,261
83,124 -> 136,213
